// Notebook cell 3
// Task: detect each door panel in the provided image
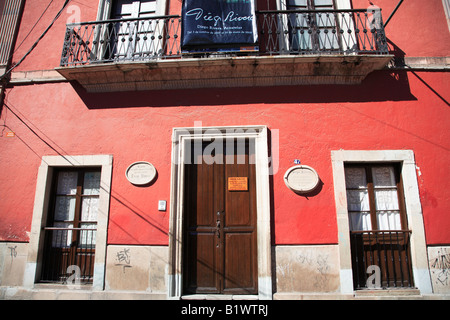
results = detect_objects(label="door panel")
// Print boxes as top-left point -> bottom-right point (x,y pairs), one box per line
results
139,1 -> 157,15
224,233 -> 256,293
194,161 -> 215,227
111,0 -> 162,60
287,0 -> 339,51
183,139 -> 257,295
185,232 -> 219,292
113,0 -> 157,19
183,141 -> 223,293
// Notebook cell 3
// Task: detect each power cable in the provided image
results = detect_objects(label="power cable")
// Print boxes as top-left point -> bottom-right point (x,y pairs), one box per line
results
0,0 -> 71,81
12,0 -> 55,55
3,102 -> 78,165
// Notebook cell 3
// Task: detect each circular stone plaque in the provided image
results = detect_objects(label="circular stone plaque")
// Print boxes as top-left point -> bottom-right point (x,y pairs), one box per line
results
125,161 -> 157,186
284,165 -> 320,194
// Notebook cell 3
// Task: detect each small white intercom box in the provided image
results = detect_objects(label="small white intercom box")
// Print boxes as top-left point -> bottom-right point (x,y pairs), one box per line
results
158,200 -> 167,212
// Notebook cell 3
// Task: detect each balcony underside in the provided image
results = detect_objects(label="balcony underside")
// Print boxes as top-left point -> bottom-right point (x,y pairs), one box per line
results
56,54 -> 393,92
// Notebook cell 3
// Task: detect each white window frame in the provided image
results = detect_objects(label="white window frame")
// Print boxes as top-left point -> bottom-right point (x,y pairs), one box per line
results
24,155 -> 113,290
443,0 -> 450,32
96,0 -> 166,21
331,150 -> 433,294
92,0 -> 167,61
277,0 -> 351,11
276,0 -> 356,52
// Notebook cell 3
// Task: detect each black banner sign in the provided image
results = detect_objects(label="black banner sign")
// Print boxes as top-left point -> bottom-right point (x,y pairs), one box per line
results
181,0 -> 258,51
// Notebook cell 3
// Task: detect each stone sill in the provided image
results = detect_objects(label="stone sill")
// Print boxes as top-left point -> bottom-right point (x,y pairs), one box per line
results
1,286 -> 167,300
354,288 -> 421,297
181,294 -> 259,300
56,54 -> 393,93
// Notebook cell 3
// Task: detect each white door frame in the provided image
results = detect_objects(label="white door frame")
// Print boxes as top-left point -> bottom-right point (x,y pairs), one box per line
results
167,125 -> 273,300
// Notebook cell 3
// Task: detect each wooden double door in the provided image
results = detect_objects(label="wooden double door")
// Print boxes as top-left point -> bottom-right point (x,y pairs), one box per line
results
183,139 -> 258,295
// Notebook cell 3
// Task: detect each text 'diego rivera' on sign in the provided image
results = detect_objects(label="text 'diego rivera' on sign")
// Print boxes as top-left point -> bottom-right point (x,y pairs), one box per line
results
181,0 -> 258,51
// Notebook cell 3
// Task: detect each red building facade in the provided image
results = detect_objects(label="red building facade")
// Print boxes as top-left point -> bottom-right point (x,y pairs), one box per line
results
0,0 -> 449,299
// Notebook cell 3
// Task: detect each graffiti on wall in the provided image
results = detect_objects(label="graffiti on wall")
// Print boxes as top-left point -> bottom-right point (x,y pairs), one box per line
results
275,249 -> 338,292
430,248 -> 450,287
8,246 -> 17,261
115,248 -> 132,273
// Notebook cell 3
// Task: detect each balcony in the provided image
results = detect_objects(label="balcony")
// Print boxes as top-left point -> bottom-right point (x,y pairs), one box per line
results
56,9 -> 393,92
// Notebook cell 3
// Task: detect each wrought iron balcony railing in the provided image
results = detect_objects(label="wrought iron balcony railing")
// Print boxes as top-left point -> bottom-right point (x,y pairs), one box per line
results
258,9 -> 389,55
60,15 -> 181,66
60,9 -> 389,67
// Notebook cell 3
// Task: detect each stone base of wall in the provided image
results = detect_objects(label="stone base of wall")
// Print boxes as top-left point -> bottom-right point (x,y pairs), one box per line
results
273,245 -> 340,293
105,245 -> 168,293
428,246 -> 450,294
2,286 -> 449,300
2,242 -> 450,299
0,243 -> 169,297
0,243 -> 28,287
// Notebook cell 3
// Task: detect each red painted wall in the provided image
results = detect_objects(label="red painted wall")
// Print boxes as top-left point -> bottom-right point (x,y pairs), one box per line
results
11,1 -> 450,71
1,0 -> 449,246
12,0 -> 98,72
353,0 -> 450,57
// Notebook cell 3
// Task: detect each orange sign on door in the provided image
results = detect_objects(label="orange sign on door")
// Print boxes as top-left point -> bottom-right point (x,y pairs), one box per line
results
228,177 -> 248,191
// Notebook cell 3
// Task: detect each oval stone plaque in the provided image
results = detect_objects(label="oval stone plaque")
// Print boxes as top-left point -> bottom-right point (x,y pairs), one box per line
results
125,161 -> 157,186
284,165 -> 319,194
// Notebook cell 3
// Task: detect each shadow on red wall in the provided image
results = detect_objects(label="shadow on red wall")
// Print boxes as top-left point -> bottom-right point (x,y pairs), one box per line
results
73,67 -> 416,110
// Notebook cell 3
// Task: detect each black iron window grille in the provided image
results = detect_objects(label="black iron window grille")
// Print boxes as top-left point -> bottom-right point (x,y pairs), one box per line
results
350,230 -> 414,289
40,227 -> 96,283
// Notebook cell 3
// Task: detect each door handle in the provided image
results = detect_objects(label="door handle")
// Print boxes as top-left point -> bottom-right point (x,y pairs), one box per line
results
216,219 -> 221,244
216,219 -> 221,239
216,212 -> 223,247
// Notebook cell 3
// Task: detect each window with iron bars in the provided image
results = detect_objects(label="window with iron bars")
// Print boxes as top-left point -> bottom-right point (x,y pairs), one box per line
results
40,168 -> 101,284
344,163 -> 414,290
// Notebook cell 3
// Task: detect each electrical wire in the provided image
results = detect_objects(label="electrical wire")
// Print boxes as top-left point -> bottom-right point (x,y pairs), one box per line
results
0,0 -> 71,81
12,0 -> 55,55
3,103 -> 62,154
